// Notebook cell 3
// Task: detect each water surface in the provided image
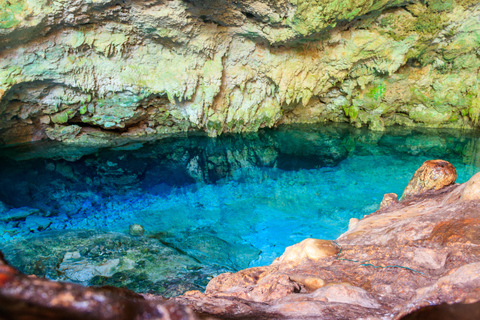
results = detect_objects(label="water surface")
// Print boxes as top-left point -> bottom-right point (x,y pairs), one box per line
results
0,124 -> 479,295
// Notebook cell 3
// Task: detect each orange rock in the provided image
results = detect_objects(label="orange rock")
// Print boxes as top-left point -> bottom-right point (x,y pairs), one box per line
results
401,160 -> 456,200
379,193 -> 398,210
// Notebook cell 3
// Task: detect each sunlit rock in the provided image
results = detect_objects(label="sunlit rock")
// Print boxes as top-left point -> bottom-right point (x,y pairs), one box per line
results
277,238 -> 338,266
379,193 -> 399,210
401,160 -> 457,200
460,171 -> 480,201
348,218 -> 359,231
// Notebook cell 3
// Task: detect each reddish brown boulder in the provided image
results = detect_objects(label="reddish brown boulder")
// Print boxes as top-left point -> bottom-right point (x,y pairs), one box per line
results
401,160 -> 456,200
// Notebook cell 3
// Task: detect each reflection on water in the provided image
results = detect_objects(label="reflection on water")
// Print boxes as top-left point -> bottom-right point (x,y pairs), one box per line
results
0,123 -> 479,296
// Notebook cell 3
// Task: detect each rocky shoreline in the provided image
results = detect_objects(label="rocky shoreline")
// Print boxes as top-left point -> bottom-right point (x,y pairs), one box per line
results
1,159 -> 480,319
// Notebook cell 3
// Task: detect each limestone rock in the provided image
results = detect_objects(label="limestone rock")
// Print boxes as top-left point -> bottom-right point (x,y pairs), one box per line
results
348,218 -> 360,231
0,207 -> 39,222
401,160 -> 457,200
277,238 -> 338,266
176,169 -> 480,319
310,284 -> 381,309
1,1 -> 480,145
379,193 -> 399,210
460,171 -> 480,201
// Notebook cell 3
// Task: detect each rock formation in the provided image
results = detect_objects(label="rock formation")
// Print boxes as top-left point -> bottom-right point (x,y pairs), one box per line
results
173,160 -> 480,319
2,160 -> 480,319
1,0 -> 480,147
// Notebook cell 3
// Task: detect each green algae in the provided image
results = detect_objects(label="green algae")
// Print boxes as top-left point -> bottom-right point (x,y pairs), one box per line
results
0,0 -> 25,29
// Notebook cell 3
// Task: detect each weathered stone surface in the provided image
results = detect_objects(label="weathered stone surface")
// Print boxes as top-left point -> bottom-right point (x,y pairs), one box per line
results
461,171 -> 480,201
379,193 -> 399,210
1,1 -> 480,146
401,160 -> 457,200
174,164 -> 480,319
277,238 -> 339,266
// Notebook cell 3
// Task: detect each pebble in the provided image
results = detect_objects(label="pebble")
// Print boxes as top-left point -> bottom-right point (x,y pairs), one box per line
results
129,224 -> 145,236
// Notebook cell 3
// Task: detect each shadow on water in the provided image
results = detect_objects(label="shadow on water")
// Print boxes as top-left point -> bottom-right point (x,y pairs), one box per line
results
0,123 -> 480,295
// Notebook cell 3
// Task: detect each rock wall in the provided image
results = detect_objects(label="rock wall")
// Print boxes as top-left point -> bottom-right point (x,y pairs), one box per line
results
1,0 -> 479,145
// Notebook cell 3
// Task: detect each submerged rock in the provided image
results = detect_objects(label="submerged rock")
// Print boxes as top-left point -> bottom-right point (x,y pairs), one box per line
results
129,224 -> 145,236
0,252 -> 197,320
0,207 -> 39,222
0,230 -> 228,297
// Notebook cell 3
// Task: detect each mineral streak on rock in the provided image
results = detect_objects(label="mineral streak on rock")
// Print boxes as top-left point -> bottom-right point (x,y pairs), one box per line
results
174,162 -> 480,319
401,160 -> 457,200
1,1 -> 480,146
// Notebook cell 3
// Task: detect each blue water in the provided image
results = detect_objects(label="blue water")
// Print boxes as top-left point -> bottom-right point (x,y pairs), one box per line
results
0,124 -> 479,290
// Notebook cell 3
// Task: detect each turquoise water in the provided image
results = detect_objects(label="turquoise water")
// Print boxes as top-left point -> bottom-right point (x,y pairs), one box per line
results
0,124 -> 479,294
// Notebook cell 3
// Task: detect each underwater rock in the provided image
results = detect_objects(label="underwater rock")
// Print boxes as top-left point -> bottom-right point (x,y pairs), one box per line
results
0,207 -> 39,222
154,231 -> 261,271
0,230 -> 227,297
175,164 -> 480,319
401,160 -> 457,200
129,224 -> 145,236
0,201 -> 8,214
0,252 -> 198,320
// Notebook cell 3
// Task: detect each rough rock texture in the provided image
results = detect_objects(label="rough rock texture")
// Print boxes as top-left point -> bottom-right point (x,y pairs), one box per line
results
0,252 -> 198,320
0,230 -> 257,297
401,159 -> 457,199
174,162 -> 480,319
1,0 -> 480,146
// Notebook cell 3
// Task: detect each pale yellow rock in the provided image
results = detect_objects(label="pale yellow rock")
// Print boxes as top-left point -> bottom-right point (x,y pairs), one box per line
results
39,115 -> 51,125
279,239 -> 338,265
348,218 -> 359,231
460,171 -> 480,201
290,275 -> 326,291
